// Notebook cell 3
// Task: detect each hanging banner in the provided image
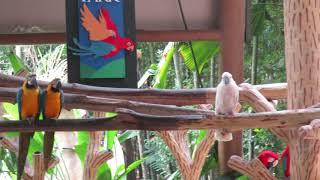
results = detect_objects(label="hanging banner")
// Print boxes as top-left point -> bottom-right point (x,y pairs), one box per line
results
66,0 -> 137,88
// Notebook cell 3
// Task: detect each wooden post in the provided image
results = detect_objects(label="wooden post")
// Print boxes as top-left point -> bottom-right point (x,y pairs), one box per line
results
284,0 -> 320,179
218,0 -> 246,174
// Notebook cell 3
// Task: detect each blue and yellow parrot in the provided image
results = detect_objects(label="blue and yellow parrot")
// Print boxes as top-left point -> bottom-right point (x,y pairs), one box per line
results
41,78 -> 64,171
16,74 -> 40,180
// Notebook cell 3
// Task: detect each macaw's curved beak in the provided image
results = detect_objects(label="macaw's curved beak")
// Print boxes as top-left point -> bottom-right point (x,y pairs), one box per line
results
52,81 -> 62,90
223,76 -> 230,84
127,46 -> 134,52
27,77 -> 38,87
272,160 -> 279,167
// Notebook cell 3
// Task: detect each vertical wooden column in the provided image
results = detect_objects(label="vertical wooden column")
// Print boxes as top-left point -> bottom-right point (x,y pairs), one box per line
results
218,0 -> 245,174
284,0 -> 320,179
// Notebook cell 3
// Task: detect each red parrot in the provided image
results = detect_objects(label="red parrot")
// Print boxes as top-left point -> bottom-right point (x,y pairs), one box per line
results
258,150 -> 279,170
71,4 -> 135,59
281,146 -> 290,177
100,6 -> 134,58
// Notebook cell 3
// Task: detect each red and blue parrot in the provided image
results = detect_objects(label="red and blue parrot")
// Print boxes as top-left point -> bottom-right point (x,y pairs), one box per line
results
258,150 -> 279,170
41,78 -> 64,171
16,74 -> 40,180
70,4 -> 135,59
281,145 -> 290,178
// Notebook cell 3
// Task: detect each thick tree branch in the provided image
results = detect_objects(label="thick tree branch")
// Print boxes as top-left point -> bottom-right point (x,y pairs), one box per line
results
298,119 -> 320,139
240,83 -> 289,142
33,152 -> 45,180
228,156 -> 276,180
0,107 -> 319,132
0,73 -> 286,106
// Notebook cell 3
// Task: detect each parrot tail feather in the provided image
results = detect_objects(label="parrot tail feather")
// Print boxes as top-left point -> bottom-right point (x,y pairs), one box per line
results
43,132 -> 55,171
17,132 -> 34,180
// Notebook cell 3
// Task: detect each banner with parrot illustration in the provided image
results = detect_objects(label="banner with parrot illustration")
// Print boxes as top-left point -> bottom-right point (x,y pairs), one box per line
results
66,0 -> 137,88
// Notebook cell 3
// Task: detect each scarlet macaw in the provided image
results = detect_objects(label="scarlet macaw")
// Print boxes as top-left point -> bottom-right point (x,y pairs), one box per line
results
258,150 -> 279,170
16,74 -> 40,180
70,4 -> 135,59
281,145 -> 290,178
41,78 -> 64,171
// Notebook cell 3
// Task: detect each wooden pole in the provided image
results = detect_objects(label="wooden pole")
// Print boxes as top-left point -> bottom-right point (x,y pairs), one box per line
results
219,0 -> 246,174
283,0 -> 320,179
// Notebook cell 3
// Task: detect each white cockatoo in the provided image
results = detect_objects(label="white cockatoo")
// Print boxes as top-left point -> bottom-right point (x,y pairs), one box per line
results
215,72 -> 240,141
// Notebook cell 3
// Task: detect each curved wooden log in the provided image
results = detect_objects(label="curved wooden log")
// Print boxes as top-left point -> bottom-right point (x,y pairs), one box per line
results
0,73 -> 287,106
298,119 -> 320,139
239,83 -> 289,142
228,156 -> 276,180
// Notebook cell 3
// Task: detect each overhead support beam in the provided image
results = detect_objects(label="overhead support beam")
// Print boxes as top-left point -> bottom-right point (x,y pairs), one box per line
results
136,30 -> 221,42
0,30 -> 221,45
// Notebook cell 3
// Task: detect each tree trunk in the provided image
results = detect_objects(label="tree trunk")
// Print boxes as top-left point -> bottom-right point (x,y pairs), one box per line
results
137,132 -> 147,180
284,0 -> 320,179
173,52 -> 182,89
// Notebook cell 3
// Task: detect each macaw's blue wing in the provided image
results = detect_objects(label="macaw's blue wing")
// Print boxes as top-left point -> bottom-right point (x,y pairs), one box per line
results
282,156 -> 287,172
70,38 -> 114,58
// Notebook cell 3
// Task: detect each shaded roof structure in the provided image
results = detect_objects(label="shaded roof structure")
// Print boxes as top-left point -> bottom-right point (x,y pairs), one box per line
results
0,0 -> 221,43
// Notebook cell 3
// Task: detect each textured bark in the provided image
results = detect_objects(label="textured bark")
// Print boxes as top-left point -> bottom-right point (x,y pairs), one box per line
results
284,0 -> 320,179
0,73 -> 287,105
228,156 -> 276,180
83,112 -> 113,180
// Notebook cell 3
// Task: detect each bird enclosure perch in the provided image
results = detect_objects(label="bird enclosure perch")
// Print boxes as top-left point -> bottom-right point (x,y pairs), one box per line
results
228,155 -> 276,180
298,119 -> 320,139
0,137 -> 59,180
83,112 -> 113,180
0,73 -> 287,105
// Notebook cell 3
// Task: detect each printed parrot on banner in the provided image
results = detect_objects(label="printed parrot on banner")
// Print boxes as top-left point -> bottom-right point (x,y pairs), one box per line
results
16,74 -> 41,180
41,78 -> 64,171
70,3 -> 135,59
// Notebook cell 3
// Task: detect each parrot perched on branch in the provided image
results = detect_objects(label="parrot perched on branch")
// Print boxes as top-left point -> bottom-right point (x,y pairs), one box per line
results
281,145 -> 290,178
70,4 -> 135,59
41,78 -> 64,171
215,72 -> 240,141
16,74 -> 40,180
258,150 -> 279,170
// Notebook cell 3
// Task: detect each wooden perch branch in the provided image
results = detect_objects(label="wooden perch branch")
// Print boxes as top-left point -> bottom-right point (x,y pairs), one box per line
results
84,112 -> 113,180
33,152 -> 45,180
239,83 -> 289,142
0,137 -> 58,180
298,119 -> 320,139
0,73 -> 286,106
0,107 -> 320,131
228,156 -> 276,180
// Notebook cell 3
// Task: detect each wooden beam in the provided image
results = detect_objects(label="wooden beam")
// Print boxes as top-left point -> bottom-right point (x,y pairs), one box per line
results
0,73 -> 287,106
136,30 -> 221,42
219,0 -> 246,174
0,107 -> 319,132
0,30 -> 221,45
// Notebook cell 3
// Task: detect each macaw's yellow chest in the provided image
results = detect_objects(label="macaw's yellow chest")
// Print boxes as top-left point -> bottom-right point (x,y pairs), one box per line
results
21,88 -> 40,119
44,91 -> 62,119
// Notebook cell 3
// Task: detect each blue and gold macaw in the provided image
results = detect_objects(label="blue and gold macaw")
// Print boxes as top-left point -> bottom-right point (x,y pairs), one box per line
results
41,78 -> 64,171
16,74 -> 40,180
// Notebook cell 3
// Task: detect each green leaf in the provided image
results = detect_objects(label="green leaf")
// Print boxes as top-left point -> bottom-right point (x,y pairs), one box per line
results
194,130 -> 207,146
236,175 -> 250,180
200,155 -> 217,176
107,131 -> 118,150
117,158 -> 146,179
179,41 -> 220,73
2,103 -> 19,120
138,64 -> 158,88
106,112 -> 117,118
167,170 -> 179,180
97,163 -> 112,180
75,132 -> 89,165
7,52 -> 25,73
113,164 -> 125,179
118,131 -> 139,143
153,42 -> 176,89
